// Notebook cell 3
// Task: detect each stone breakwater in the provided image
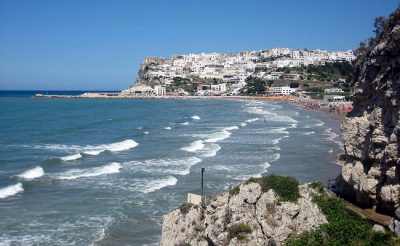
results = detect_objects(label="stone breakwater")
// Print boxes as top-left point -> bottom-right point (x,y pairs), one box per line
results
336,8 -> 400,220
160,183 -> 326,246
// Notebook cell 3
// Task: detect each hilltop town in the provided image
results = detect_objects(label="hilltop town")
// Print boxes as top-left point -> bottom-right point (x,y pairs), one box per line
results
122,47 -> 355,97
35,47 -> 356,112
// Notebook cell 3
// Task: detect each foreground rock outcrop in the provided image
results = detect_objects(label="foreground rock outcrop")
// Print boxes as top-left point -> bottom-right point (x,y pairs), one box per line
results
337,8 -> 400,215
161,183 -> 326,246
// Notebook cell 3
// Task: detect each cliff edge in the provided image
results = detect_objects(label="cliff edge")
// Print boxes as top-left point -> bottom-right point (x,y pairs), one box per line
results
337,8 -> 400,215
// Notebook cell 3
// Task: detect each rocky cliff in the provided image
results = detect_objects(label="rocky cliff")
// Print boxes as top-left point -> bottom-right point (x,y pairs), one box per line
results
160,182 -> 327,246
135,57 -> 168,85
337,8 -> 400,215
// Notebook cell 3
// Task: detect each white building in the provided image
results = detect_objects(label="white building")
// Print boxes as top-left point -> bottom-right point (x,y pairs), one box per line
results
211,83 -> 227,94
272,86 -> 297,95
154,85 -> 166,96
324,88 -> 344,94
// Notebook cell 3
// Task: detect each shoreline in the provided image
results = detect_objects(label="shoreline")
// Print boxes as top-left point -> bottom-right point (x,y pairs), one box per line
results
34,92 -> 350,120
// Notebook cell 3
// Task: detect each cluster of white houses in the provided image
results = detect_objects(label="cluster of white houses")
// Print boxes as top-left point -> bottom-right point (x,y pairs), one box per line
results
123,48 -> 355,96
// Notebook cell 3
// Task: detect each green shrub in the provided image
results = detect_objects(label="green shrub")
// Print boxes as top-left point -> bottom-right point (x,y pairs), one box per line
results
229,186 -> 240,196
309,182 -> 325,194
285,194 -> 400,246
259,174 -> 300,202
178,203 -> 193,215
228,222 -> 252,241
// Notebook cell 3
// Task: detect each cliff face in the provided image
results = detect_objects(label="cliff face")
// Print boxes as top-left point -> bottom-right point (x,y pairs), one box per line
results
337,9 -> 400,213
135,57 -> 168,85
160,183 -> 326,246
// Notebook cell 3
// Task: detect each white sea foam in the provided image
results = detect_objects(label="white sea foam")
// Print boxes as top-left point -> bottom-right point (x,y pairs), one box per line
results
289,123 -> 298,128
136,126 -> 143,130
246,106 -> 297,123
224,126 -> 239,131
324,128 -> 344,148
181,121 -> 189,125
269,127 -> 289,134
271,136 -> 289,145
245,118 -> 259,123
36,140 -> 138,158
314,120 -> 325,127
181,140 -> 205,152
204,129 -> 231,143
262,161 -> 272,170
83,139 -> 138,156
201,143 -> 221,157
240,122 -> 247,127
125,157 -> 202,176
140,176 -> 178,193
55,162 -> 122,180
0,183 -> 23,199
191,115 -> 201,120
16,166 -> 44,180
144,131 -> 149,135
303,131 -> 315,135
328,148 -> 334,153
164,127 -> 172,130
266,153 -> 281,163
60,153 -> 82,161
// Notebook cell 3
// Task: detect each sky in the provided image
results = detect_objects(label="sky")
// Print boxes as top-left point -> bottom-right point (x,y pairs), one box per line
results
0,0 -> 398,90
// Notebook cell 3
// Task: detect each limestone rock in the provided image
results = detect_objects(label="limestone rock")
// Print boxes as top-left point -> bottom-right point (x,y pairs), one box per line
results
372,224 -> 386,233
160,183 -> 327,246
337,9 -> 400,213
389,208 -> 400,237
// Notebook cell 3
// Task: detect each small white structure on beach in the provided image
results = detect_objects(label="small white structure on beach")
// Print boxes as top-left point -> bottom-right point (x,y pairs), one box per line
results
154,85 -> 166,96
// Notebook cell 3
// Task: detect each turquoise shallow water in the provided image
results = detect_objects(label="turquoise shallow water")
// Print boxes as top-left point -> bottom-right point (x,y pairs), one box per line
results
0,91 -> 342,245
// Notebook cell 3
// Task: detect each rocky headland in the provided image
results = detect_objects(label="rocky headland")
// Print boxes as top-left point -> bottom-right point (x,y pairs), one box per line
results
336,7 -> 400,228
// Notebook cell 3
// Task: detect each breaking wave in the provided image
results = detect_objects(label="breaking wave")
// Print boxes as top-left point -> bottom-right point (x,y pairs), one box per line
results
60,153 -> 82,161
224,126 -> 239,131
35,139 -> 139,158
314,120 -> 325,127
200,143 -> 221,157
269,127 -> 289,134
0,183 -> 24,199
54,162 -> 122,180
139,176 -> 178,194
125,157 -> 202,176
246,106 -> 297,123
324,128 -> 344,147
181,140 -> 205,152
204,130 -> 231,143
82,139 -> 139,156
164,126 -> 172,130
180,121 -> 189,125
16,166 -> 44,180
245,118 -> 259,123
191,115 -> 201,120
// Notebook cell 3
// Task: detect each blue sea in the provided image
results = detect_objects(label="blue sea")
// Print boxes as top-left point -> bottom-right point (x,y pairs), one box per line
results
0,91 -> 343,245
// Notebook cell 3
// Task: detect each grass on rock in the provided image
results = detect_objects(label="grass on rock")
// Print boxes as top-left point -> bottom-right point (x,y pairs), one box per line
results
228,222 -> 252,241
246,174 -> 300,202
286,187 -> 400,246
178,203 -> 193,215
